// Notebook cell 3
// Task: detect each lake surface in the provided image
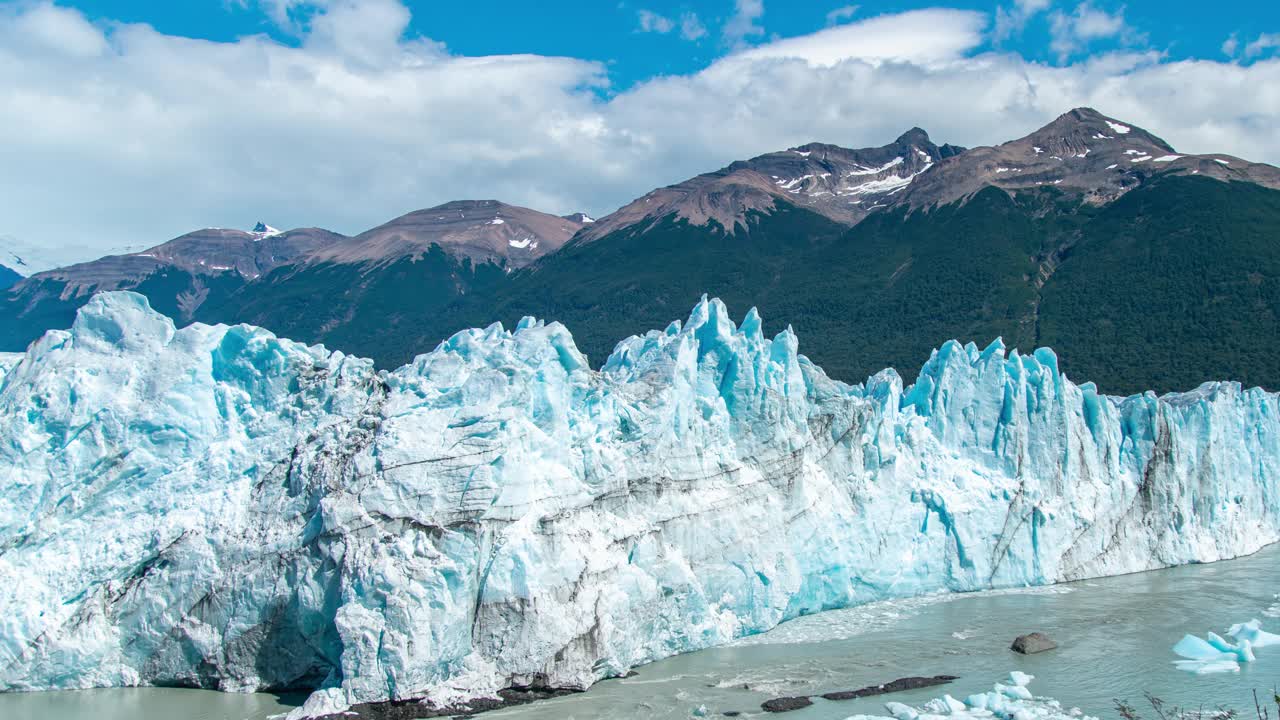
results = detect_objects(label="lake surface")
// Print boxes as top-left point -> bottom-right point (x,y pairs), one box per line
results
5,545 -> 1279,720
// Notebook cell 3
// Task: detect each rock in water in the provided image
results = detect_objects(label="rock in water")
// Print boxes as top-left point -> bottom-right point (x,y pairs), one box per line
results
761,696 -> 814,713
821,675 -> 958,700
3,292 -> 1280,718
1011,633 -> 1058,654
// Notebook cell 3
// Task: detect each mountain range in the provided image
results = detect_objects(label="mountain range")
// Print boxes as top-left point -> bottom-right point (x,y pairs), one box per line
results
4,107 -> 1279,395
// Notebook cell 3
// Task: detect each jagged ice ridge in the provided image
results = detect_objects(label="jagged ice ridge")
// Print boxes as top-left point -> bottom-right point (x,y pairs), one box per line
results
1,292 -> 1278,717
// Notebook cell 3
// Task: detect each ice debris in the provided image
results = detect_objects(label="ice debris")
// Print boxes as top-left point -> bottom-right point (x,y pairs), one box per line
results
1229,619 -> 1280,648
944,674 -> 1088,720
1172,620 -> 1280,674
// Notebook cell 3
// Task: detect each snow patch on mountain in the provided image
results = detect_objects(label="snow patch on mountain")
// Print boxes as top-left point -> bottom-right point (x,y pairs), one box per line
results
250,222 -> 282,238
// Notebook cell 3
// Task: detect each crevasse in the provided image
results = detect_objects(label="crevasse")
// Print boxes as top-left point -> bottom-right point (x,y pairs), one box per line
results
0,291 -> 1277,716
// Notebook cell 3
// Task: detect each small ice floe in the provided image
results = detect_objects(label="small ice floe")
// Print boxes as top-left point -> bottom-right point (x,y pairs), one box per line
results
1172,630 -> 1258,674
1207,632 -> 1256,661
1228,619 -> 1280,648
1170,618 -> 1280,676
919,696 -> 966,715
1008,671 -> 1035,687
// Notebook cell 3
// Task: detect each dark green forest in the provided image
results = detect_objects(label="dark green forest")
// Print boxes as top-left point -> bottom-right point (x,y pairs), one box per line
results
4,175 -> 1279,397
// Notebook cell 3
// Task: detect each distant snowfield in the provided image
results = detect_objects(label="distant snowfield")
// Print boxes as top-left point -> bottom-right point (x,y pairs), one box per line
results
0,236 -> 118,275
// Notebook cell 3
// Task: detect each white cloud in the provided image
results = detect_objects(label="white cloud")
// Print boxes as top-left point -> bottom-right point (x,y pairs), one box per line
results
735,9 -> 987,67
637,9 -> 675,35
2,1 -> 1280,266
1222,34 -> 1239,57
307,0 -> 420,65
679,12 -> 708,41
993,0 -> 1051,42
723,0 -> 765,49
1245,33 -> 1280,59
825,5 -> 859,26
1049,1 -> 1131,61
637,9 -> 706,42
4,1 -> 107,57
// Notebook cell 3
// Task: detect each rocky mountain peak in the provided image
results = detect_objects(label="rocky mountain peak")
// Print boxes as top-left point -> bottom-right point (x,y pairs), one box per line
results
579,130 -> 967,242
894,127 -> 932,146
251,222 -> 282,237
1027,107 -> 1175,156
29,227 -> 340,293
900,107 -> 1280,210
577,108 -> 1280,245
305,200 -> 585,269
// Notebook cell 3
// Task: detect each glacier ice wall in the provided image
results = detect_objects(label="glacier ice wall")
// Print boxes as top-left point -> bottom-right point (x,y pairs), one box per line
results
1,291 -> 1278,713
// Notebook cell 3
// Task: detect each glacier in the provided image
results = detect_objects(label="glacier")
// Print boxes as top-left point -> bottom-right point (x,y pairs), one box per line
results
1,291 -> 1279,716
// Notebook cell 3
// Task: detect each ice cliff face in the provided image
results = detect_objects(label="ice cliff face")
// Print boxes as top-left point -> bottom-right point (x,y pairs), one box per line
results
2,292 -> 1278,714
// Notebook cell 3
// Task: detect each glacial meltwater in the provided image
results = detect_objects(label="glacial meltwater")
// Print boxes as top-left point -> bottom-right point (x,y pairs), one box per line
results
5,544 -> 1279,720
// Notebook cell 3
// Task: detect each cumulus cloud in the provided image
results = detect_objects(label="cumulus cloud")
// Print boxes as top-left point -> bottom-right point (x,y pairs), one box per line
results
2,0 -> 1280,266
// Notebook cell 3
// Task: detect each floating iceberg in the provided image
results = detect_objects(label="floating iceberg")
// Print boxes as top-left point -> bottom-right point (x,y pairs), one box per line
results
1207,632 -> 1255,661
1229,619 -> 1280,648
1173,619 -> 1280,674
1172,634 -> 1244,674
3,292 -> 1280,716
1172,622 -> 1269,671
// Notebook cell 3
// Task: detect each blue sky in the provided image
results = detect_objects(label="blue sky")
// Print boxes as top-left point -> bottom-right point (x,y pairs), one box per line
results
1,0 -> 1278,268
48,0 -> 1280,89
